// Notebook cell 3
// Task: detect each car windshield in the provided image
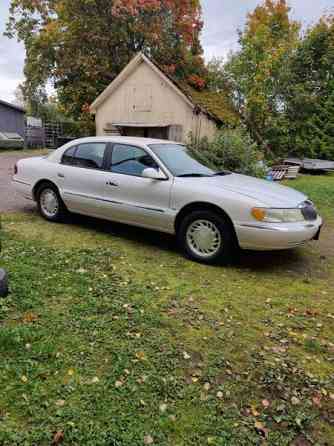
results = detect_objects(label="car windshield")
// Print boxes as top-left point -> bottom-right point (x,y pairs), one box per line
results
149,144 -> 230,177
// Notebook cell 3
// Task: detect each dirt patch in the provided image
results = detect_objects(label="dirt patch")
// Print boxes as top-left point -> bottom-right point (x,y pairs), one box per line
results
0,154 -> 35,213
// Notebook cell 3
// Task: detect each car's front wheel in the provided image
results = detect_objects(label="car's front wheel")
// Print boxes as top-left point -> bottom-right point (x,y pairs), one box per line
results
37,183 -> 67,222
178,210 -> 238,264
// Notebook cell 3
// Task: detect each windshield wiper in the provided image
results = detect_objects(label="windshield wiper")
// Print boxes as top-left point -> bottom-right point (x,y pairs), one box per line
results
212,170 -> 231,176
177,173 -> 211,178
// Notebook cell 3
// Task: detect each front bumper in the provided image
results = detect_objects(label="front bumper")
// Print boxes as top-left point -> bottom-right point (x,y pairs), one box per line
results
235,216 -> 323,251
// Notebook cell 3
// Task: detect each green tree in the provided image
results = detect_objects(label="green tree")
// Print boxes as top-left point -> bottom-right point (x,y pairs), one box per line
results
206,57 -> 230,92
284,16 -> 334,159
224,0 -> 300,154
6,0 -> 206,122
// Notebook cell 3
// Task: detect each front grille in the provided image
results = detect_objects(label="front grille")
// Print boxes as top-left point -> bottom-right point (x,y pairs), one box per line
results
301,202 -> 317,221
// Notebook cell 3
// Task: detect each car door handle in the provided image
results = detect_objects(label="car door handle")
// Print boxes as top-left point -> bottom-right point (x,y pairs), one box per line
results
106,181 -> 119,187
57,173 -> 65,178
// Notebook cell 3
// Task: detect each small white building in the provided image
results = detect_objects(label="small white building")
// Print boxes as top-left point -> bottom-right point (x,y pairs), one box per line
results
90,53 -> 237,143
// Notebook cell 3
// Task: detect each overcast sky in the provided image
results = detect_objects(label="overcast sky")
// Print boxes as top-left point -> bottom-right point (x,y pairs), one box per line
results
0,0 -> 333,103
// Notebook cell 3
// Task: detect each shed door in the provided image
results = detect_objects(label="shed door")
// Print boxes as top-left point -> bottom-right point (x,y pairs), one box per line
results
168,125 -> 183,142
127,85 -> 152,112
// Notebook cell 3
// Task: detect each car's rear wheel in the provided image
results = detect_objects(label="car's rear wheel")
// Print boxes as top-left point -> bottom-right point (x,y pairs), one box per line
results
178,210 -> 237,264
37,183 -> 67,222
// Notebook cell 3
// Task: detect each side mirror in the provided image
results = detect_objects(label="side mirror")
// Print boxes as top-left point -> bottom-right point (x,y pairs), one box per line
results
142,168 -> 167,181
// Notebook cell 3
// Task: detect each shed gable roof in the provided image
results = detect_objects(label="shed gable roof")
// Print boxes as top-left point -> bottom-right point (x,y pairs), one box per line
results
90,53 -> 194,113
90,53 -> 238,126
174,82 -> 239,127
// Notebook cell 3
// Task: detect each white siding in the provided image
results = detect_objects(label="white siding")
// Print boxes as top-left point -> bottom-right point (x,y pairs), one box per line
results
95,61 -> 217,142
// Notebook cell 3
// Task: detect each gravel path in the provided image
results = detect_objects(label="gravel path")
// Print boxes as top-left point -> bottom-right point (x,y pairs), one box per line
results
0,153 -> 35,213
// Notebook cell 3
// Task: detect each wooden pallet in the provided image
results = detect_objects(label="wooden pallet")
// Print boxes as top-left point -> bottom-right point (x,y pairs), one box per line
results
268,165 -> 288,181
284,165 -> 300,179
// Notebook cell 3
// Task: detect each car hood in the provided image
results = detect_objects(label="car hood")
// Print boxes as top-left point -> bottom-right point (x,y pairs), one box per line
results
200,173 -> 306,207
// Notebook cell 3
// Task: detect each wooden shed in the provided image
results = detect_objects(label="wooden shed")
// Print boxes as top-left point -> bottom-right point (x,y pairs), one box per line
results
0,99 -> 26,138
90,53 -> 237,143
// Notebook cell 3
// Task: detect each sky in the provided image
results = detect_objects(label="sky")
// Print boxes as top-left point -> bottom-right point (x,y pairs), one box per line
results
0,0 -> 333,103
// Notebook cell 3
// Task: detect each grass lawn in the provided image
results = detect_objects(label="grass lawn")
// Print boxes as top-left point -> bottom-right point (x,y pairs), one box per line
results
0,173 -> 333,445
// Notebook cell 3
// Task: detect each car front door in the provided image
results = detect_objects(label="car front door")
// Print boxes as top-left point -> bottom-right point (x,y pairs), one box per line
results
58,142 -> 111,217
103,143 -> 175,232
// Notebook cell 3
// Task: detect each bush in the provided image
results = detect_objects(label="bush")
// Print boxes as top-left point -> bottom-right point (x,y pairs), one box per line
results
189,128 -> 266,177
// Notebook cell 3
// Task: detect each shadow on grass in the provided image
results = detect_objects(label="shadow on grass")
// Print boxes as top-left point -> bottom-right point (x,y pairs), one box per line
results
17,206 -> 326,277
66,212 -> 322,276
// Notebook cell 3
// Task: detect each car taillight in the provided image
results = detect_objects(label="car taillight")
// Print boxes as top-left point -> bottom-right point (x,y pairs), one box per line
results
14,163 -> 18,175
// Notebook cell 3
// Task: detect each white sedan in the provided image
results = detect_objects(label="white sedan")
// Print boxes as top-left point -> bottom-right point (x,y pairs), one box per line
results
13,137 -> 322,264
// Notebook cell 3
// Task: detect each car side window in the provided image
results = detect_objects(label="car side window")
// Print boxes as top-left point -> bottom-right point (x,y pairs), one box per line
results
110,144 -> 159,177
62,146 -> 77,166
74,143 -> 107,169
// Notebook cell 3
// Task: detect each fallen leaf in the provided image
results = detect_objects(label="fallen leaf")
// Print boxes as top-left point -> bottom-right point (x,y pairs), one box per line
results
203,383 -> 211,391
216,391 -> 223,399
144,435 -> 154,445
183,352 -> 191,360
52,430 -> 64,445
115,380 -> 124,388
136,351 -> 146,361
76,268 -> 86,274
55,400 -> 65,407
312,395 -> 322,407
91,377 -> 99,384
262,399 -> 270,408
159,403 -> 167,413
254,421 -> 269,438
291,397 -> 300,405
22,312 -> 39,323
68,369 -> 74,376
21,375 -> 28,383
251,405 -> 260,417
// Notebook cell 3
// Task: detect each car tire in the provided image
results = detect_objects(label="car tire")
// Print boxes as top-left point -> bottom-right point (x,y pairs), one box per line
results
177,210 -> 238,265
37,183 -> 67,222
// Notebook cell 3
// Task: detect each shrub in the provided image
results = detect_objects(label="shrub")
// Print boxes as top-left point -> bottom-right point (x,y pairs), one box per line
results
188,128 -> 266,177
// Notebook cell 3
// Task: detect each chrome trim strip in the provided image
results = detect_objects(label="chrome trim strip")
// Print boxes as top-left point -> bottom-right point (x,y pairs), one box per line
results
12,179 -> 31,186
64,191 -> 165,213
239,224 -> 279,231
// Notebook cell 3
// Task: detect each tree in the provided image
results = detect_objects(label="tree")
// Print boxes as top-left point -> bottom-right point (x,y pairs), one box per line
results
206,57 -> 230,92
13,84 -> 26,108
224,0 -> 300,154
284,16 -> 334,159
6,0 -> 206,122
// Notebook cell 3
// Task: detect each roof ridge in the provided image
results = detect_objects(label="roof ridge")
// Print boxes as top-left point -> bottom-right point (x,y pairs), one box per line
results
0,99 -> 26,113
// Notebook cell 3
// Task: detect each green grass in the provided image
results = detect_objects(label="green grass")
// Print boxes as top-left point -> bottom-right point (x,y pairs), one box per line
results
0,174 -> 334,445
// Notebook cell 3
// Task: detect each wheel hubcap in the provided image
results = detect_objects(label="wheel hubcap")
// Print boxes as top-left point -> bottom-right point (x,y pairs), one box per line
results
186,219 -> 222,258
40,189 -> 59,218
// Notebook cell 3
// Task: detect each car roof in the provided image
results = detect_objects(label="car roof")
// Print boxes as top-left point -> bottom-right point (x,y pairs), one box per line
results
47,136 -> 184,163
65,136 -> 183,146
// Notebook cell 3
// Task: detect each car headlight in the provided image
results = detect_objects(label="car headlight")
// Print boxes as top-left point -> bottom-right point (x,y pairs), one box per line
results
251,207 -> 305,223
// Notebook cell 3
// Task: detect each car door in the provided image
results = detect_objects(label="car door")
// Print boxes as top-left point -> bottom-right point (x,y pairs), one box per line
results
58,142 -> 111,217
103,143 -> 174,232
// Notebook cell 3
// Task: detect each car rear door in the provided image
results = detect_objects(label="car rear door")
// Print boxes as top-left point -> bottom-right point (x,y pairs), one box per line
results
57,142 -> 111,217
102,143 -> 175,232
